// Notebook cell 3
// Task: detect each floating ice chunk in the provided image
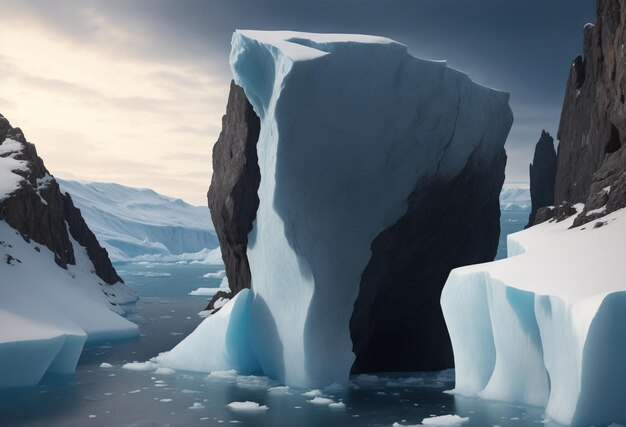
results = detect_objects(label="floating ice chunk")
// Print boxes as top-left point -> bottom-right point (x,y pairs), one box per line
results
189,402 -> 205,409
154,367 -> 175,375
302,389 -> 323,397
329,402 -> 346,409
159,398 -> 173,403
208,370 -> 238,379
268,385 -> 291,395
227,401 -> 269,412
122,361 -> 157,371
203,270 -> 226,279
188,287 -> 229,296
308,397 -> 335,405
99,363 -> 113,368
421,415 -> 469,425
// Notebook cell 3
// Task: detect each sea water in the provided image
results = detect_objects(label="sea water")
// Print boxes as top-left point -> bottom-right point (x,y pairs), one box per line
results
1,210 -> 558,427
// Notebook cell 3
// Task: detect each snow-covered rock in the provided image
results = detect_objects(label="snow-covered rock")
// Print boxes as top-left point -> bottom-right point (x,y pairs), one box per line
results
441,206 -> 626,425
161,30 -> 511,387
57,179 -> 219,262
0,114 -> 138,388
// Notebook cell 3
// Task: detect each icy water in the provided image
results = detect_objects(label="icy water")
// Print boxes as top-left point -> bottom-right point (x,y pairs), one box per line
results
496,208 -> 529,260
1,209 -> 555,427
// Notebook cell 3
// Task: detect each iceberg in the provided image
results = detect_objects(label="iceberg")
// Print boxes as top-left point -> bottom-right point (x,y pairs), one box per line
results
161,30 -> 512,388
441,206 -> 626,425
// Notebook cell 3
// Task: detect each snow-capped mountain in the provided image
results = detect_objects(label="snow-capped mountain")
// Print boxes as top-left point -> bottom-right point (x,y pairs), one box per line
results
57,179 -> 220,263
0,113 -> 138,388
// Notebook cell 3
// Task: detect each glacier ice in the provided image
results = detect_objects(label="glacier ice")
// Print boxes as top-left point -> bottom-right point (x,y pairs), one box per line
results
161,30 -> 512,388
441,206 -> 626,425
0,221 -> 138,388
57,179 -> 219,262
155,289 -> 259,374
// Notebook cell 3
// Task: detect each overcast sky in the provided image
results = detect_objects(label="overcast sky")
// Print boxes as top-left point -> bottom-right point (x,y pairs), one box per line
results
0,0 -> 595,205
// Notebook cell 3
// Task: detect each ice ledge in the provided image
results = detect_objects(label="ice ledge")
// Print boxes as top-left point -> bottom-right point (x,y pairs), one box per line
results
441,207 -> 626,425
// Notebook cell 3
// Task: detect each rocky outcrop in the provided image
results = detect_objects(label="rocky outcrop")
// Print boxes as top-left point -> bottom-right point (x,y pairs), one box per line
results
206,81 -> 260,310
526,131 -> 557,227
350,148 -> 506,374
550,0 -> 625,226
0,113 -> 122,285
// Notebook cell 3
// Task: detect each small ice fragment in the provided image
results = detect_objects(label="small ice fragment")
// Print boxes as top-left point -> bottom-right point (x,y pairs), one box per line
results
421,414 -> 469,425
189,402 -> 205,409
227,401 -> 269,412
308,397 -> 335,405
99,363 -> 113,368
155,367 -> 176,375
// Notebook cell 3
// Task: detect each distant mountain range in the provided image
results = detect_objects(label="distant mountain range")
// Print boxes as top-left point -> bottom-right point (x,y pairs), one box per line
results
58,179 -> 220,263
499,184 -> 530,210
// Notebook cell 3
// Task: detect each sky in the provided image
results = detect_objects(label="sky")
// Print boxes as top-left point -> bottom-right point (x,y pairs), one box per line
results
0,0 -> 595,205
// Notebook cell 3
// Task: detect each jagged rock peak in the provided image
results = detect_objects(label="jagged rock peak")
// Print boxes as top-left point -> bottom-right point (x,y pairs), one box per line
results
526,130 -> 557,228
542,0 -> 625,228
205,81 -> 261,311
0,113 -> 122,284
554,0 -> 625,206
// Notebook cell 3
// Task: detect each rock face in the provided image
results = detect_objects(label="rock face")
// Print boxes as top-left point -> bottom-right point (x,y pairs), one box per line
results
526,130 -> 557,227
350,149 -> 506,374
206,81 -> 260,310
551,0 -> 625,225
0,113 -> 122,285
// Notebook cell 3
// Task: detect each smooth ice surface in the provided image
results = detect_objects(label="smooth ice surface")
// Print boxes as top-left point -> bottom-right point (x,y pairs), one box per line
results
0,220 -> 138,388
442,206 -> 626,425
58,179 -> 219,262
225,29 -> 512,387
155,290 -> 260,374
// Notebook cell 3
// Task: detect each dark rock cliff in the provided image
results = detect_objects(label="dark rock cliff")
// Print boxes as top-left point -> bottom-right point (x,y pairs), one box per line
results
0,113 -> 122,285
526,131 -> 557,227
206,81 -> 261,311
349,148 -> 506,374
536,0 -> 625,227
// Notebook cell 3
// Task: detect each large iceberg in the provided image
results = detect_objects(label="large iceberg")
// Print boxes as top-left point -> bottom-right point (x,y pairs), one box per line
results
160,30 -> 512,388
441,206 -> 626,426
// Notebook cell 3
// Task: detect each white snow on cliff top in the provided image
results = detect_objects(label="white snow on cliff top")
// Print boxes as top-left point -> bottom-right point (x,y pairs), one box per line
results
235,30 -> 402,61
458,205 -> 626,303
0,139 -> 28,201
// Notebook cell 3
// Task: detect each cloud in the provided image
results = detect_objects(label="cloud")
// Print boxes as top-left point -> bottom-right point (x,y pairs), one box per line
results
0,0 -> 595,204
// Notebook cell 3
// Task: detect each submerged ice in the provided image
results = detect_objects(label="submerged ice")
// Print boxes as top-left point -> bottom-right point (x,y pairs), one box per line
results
158,30 -> 512,388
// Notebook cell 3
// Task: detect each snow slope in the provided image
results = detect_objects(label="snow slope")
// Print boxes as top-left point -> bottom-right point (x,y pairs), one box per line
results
0,220 -> 138,388
159,30 -> 512,387
57,179 -> 219,262
441,206 -> 626,425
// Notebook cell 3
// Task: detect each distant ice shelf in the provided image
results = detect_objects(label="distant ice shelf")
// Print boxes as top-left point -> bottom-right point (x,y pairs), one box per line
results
57,179 -> 220,263
441,205 -> 626,425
